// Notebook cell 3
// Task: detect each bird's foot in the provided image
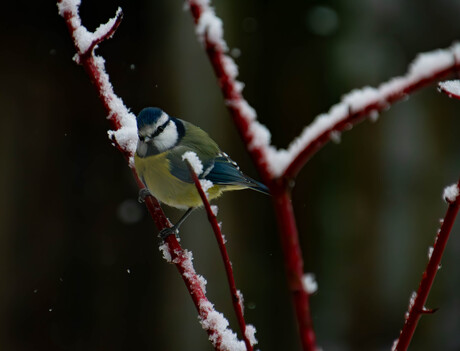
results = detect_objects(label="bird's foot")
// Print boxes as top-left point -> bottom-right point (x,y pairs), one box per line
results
138,188 -> 152,203
158,226 -> 180,240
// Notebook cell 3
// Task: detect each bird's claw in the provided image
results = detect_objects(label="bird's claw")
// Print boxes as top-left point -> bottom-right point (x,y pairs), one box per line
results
138,188 -> 152,203
158,227 -> 179,240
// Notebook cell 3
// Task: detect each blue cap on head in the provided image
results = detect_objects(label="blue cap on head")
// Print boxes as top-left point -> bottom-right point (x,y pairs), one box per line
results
136,107 -> 165,129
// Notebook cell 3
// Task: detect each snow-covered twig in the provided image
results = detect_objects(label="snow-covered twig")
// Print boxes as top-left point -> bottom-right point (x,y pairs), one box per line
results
57,1 -> 234,349
57,0 -> 137,161
184,156 -> 257,351
186,0 -> 273,185
281,45 -> 460,180
393,179 -> 460,351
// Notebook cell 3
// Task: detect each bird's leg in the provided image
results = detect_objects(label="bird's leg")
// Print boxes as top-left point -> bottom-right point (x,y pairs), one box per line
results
159,208 -> 194,239
138,188 -> 152,203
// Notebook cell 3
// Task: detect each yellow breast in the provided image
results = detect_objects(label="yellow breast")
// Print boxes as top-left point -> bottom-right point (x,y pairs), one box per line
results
134,153 -> 225,209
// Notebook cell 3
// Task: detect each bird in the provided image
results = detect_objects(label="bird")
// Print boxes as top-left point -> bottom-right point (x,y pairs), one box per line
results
134,107 -> 269,238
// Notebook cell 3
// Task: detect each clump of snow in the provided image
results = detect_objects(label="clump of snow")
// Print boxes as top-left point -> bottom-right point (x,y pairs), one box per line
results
200,179 -> 214,195
427,246 -> 434,260
226,99 -> 257,121
57,0 -> 81,16
199,300 -> 249,351
408,291 -> 417,310
302,273 -> 318,294
409,49 -> 454,80
443,183 -> 459,203
248,121 -> 272,150
159,243 -> 172,262
210,205 -> 219,216
245,324 -> 258,346
222,55 -> 239,80
236,290 -> 244,313
439,80 -> 460,98
195,8 -> 227,51
197,274 -> 208,294
182,151 -> 204,175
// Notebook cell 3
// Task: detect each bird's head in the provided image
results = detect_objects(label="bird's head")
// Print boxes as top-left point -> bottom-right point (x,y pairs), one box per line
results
136,107 -> 184,156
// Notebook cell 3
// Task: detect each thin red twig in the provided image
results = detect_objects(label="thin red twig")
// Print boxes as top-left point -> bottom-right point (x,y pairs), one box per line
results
394,178 -> 460,351
83,12 -> 124,58
185,161 -> 254,351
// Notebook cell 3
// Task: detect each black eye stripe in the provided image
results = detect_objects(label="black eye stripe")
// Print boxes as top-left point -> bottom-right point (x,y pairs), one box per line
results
151,120 -> 169,138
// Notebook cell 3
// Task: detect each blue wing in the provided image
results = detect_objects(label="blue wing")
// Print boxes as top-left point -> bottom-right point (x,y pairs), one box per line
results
205,155 -> 269,195
168,149 -> 269,195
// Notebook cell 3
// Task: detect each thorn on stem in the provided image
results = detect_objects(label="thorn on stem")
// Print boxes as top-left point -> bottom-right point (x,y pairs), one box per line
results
421,307 -> 439,315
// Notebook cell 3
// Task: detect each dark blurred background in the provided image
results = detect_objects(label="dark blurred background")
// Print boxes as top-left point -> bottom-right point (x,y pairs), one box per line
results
1,0 -> 460,350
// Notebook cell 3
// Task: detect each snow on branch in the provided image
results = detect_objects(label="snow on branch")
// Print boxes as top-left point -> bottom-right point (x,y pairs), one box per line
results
274,44 -> 460,179
186,0 -> 460,182
57,0 -> 137,164
184,155 -> 257,351
185,0 -> 275,184
443,182 -> 460,204
165,244 -> 251,351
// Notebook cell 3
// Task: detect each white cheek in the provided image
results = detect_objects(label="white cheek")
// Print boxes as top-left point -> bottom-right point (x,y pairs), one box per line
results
154,113 -> 169,129
153,122 -> 178,152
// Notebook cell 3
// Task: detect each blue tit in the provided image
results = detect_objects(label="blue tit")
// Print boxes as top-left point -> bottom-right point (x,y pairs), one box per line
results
134,107 -> 269,237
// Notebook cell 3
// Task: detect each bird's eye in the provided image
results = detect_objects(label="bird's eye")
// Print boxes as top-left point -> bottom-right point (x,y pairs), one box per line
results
157,126 -> 164,133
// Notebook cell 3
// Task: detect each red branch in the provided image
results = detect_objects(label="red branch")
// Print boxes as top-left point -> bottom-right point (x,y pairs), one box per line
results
185,161 -> 254,351
271,183 -> 317,349
394,178 -> 460,351
58,2 -> 228,349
